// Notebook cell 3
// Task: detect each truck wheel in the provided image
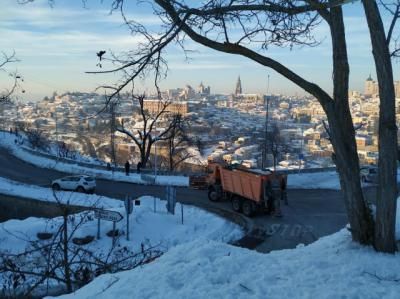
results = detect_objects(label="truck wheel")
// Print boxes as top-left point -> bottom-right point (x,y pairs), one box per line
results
208,186 -> 221,202
242,200 -> 254,217
232,197 -> 242,212
208,185 -> 222,201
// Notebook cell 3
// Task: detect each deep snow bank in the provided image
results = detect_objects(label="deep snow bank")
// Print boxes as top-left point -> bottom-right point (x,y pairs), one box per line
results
53,228 -> 400,299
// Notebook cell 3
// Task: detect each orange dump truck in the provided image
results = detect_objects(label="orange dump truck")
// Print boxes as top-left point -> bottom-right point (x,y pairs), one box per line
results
207,163 -> 285,217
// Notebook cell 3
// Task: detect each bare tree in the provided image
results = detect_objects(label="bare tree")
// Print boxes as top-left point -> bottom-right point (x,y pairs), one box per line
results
0,51 -> 23,103
361,0 -> 399,253
165,114 -> 196,172
378,0 -> 400,58
25,128 -> 49,151
116,92 -> 179,168
267,124 -> 288,171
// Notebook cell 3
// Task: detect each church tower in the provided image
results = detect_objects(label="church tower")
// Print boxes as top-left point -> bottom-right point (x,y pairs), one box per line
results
365,74 -> 378,97
235,76 -> 242,96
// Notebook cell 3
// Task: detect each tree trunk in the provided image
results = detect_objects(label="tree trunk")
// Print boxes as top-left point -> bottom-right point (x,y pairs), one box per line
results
327,108 -> 375,244
140,148 -> 147,168
169,139 -> 174,172
362,0 -> 398,253
141,138 -> 153,169
327,6 -> 375,244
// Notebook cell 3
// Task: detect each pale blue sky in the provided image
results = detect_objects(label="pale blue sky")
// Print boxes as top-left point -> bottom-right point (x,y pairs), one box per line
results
1,0 -> 399,101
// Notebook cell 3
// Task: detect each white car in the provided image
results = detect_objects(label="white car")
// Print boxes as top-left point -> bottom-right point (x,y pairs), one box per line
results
52,175 -> 96,193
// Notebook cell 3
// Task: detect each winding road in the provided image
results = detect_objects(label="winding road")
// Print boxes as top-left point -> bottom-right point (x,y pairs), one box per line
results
0,147 -> 349,253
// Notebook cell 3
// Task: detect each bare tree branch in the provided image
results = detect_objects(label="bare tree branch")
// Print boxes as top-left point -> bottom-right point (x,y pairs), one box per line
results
0,51 -> 23,103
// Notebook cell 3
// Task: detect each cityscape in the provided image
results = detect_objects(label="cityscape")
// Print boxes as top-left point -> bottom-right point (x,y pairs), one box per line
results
2,75 -> 400,172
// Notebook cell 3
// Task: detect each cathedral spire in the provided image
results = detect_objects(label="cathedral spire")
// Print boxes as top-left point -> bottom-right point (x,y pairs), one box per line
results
235,76 -> 242,96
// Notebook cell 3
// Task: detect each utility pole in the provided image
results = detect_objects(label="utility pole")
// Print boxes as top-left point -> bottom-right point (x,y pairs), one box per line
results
55,112 -> 59,142
262,75 -> 270,169
154,121 -> 158,179
110,102 -> 117,168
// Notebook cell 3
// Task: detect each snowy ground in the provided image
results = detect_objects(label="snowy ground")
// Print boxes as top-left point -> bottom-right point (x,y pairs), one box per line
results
0,182 -> 243,297
288,171 -> 341,189
0,177 -> 242,247
288,170 -> 400,190
54,218 -> 400,299
0,132 -> 189,186
0,196 -> 243,255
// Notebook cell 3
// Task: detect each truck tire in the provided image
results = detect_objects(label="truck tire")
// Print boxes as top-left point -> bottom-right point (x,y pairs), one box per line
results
242,200 -> 254,217
232,197 -> 242,212
208,186 -> 221,202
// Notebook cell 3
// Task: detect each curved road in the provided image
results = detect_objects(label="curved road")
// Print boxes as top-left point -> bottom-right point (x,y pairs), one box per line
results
0,147 -> 348,253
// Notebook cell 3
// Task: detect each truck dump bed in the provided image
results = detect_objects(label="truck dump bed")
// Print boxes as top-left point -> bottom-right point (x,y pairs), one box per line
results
219,166 -> 269,203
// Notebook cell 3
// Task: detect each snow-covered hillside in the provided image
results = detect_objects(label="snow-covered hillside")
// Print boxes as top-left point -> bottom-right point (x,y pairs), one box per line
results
50,200 -> 400,299
0,132 -> 189,186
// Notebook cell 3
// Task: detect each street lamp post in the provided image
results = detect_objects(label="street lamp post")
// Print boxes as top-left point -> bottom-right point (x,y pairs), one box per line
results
262,75 -> 270,169
55,112 -> 59,142
154,137 -> 158,178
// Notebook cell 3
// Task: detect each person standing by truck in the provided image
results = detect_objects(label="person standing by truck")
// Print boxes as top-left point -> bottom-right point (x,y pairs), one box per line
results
271,175 -> 282,217
265,180 -> 275,214
125,161 -> 130,176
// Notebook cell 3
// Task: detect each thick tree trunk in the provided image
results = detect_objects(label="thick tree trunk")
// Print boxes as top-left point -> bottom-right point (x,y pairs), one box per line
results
143,139 -> 153,169
362,0 -> 398,253
327,6 -> 375,244
169,139 -> 174,172
139,138 -> 152,168
327,108 -> 375,244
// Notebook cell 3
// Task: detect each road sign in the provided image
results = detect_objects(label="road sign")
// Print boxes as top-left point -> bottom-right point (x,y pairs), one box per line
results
299,153 -> 304,160
94,209 -> 123,222
124,196 -> 133,241
166,185 -> 176,215
124,197 -> 133,215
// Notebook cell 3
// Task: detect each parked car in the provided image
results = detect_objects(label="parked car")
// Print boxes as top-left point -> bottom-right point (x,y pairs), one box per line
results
52,175 -> 96,193
360,166 -> 378,184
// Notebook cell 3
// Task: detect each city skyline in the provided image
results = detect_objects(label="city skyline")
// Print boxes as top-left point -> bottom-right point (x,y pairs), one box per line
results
1,0 -> 399,101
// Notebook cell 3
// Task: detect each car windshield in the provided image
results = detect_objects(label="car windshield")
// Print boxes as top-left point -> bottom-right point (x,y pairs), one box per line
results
84,177 -> 95,182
